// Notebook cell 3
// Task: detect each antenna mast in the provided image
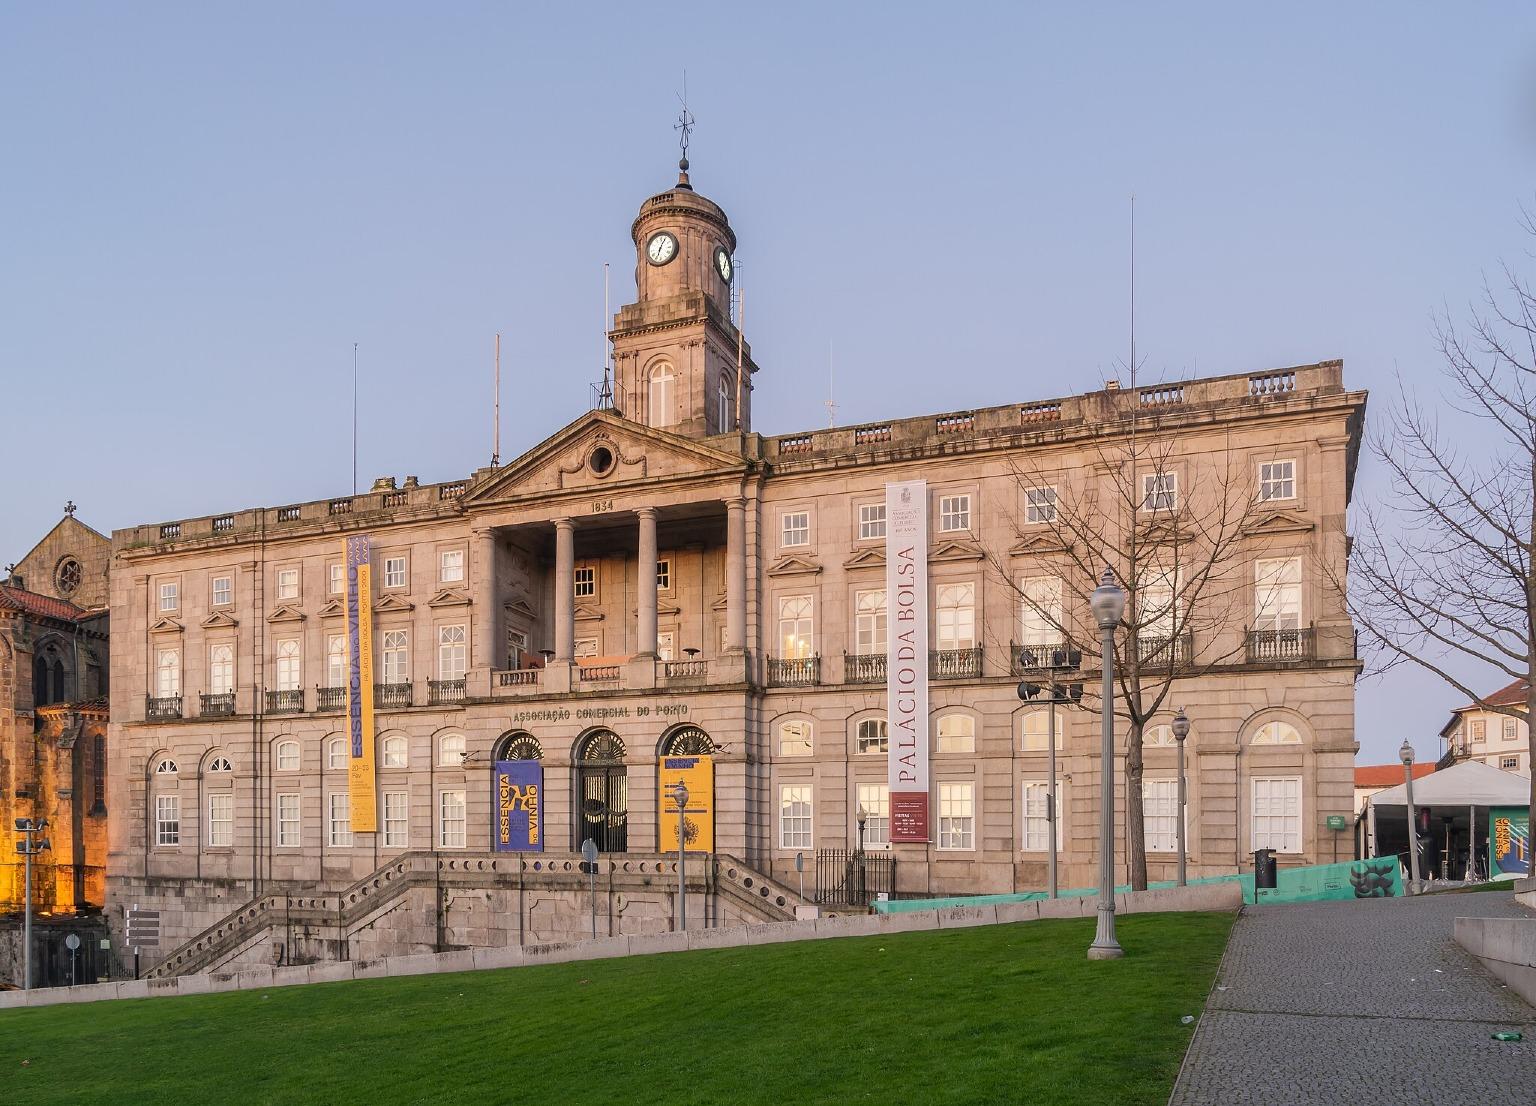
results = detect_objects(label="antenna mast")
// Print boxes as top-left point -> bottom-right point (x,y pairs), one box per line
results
492,333 -> 501,467
593,263 -> 615,410
352,342 -> 359,494
734,273 -> 745,432
825,340 -> 837,428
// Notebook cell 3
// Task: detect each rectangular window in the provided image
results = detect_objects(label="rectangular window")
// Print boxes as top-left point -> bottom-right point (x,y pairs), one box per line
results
574,566 -> 596,599
779,595 -> 814,659
854,589 -> 887,655
857,718 -> 889,755
326,634 -> 347,687
439,549 -> 465,583
155,648 -> 180,697
329,793 -> 353,847
1470,719 -> 1486,742
276,568 -> 299,600
1144,778 -> 1179,853
779,785 -> 813,849
1022,781 -> 1064,851
655,558 -> 671,591
1141,568 -> 1180,639
939,494 -> 971,532
1501,755 -> 1520,770
438,624 -> 467,681
779,720 -> 813,756
1503,717 -> 1519,742
329,562 -> 345,594
656,631 -> 675,662
158,580 -> 179,612
574,637 -> 599,658
440,790 -> 467,848
209,643 -> 235,695
782,511 -> 810,547
1251,777 -> 1302,854
935,582 -> 975,651
1020,576 -> 1063,646
276,793 -> 301,848
382,630 -> 409,683
155,795 -> 180,846
383,790 -> 410,848
211,575 -> 232,608
1260,460 -> 1296,501
1142,471 -> 1178,512
937,782 -> 974,850
275,639 -> 301,691
856,784 -> 890,849
1025,486 -> 1058,524
1255,557 -> 1302,631
384,556 -> 407,589
507,628 -> 529,669
858,503 -> 887,540
208,793 -> 233,847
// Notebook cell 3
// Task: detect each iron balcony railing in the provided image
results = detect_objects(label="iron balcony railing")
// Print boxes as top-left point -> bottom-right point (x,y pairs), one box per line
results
930,646 -> 982,680
199,692 -> 236,718
1245,625 -> 1315,664
814,848 -> 897,907
1136,633 -> 1193,668
265,689 -> 304,714
316,685 -> 347,711
768,655 -> 820,687
428,679 -> 466,705
375,682 -> 413,709
844,652 -> 886,684
1012,642 -> 1083,674
145,694 -> 182,721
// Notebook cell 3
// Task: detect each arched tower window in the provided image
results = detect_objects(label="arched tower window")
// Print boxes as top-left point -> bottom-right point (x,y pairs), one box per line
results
649,363 -> 675,429
495,731 -> 543,761
660,726 -> 714,756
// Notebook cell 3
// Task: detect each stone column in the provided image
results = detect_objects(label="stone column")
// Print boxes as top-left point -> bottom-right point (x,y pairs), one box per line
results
554,518 -> 575,662
725,497 -> 747,652
636,507 -> 659,656
472,527 -> 496,669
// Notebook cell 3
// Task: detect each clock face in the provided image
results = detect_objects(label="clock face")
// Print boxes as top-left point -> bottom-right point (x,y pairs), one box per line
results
646,232 -> 678,266
714,246 -> 733,283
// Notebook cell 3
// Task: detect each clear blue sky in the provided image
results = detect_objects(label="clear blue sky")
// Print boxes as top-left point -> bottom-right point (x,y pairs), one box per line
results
4,4 -> 1533,764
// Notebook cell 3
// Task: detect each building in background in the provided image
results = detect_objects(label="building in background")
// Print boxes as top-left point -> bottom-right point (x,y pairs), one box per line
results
1438,679 -> 1530,775
1355,762 -> 1434,816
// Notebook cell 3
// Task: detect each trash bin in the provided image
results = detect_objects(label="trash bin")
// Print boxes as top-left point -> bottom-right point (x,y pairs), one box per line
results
1253,847 -> 1278,892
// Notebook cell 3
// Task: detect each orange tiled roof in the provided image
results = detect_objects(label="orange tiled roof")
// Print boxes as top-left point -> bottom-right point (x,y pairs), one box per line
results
1482,678 -> 1531,709
1355,763 -> 1435,789
0,583 -> 90,623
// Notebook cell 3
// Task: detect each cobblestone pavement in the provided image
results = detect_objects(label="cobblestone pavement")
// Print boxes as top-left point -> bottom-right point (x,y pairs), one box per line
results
1169,891 -> 1536,1106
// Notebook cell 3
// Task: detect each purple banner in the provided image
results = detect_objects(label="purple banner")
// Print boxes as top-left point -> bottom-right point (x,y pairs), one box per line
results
493,760 -> 543,852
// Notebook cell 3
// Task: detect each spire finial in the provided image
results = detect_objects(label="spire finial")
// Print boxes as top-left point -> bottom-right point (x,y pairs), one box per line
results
674,72 -> 695,188
64,500 -> 77,518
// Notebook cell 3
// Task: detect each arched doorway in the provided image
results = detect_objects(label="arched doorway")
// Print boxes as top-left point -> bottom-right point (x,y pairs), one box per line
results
494,731 -> 543,761
575,730 -> 627,853
659,725 -> 715,756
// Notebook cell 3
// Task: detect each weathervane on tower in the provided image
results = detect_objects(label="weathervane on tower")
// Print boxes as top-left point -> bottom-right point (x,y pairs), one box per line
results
674,74 -> 694,187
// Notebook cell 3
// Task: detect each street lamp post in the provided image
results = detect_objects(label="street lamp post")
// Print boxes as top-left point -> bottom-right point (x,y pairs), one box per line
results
855,806 -> 868,903
672,780 -> 690,931
1088,568 -> 1126,961
1172,709 -> 1191,887
1399,740 -> 1421,894
14,818 -> 51,991
1018,669 -> 1074,899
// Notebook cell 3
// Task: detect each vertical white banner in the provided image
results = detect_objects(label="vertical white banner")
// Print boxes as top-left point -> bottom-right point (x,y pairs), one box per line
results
886,479 -> 930,842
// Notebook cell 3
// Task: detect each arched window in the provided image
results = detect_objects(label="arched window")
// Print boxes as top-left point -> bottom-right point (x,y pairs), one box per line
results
327,737 -> 348,770
718,376 -> 731,431
649,363 -> 675,428
1251,720 -> 1302,745
495,732 -> 543,761
155,758 -> 178,775
577,730 -> 625,763
1020,710 -> 1063,752
382,735 -> 408,768
275,740 -> 300,772
857,718 -> 889,754
208,756 -> 233,773
439,732 -> 467,766
936,714 -> 975,753
1145,724 -> 1177,747
575,730 -> 627,852
661,726 -> 714,756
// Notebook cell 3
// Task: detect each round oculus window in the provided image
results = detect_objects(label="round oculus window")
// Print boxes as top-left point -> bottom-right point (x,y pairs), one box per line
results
55,556 -> 82,595
588,445 -> 615,476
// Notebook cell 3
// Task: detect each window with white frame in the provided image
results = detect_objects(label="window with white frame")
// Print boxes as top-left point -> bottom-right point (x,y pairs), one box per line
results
382,630 -> 409,683
276,568 -> 300,601
1145,724 -> 1177,747
656,631 -> 675,661
574,637 -> 599,658
854,589 -> 887,655
1501,755 -> 1520,770
329,562 -> 345,594
1259,460 -> 1296,501
1470,719 -> 1486,742
276,793 -> 301,848
208,793 -> 233,847
1503,717 -> 1520,742
935,582 -> 976,651
383,556 -> 407,589
208,756 -> 232,773
275,739 -> 300,771
1020,710 -> 1063,751
155,648 -> 180,697
937,782 -> 974,849
856,784 -> 890,849
382,734 -> 408,768
779,786 -> 813,849
1142,471 -> 1178,511
655,559 -> 671,591
1022,780 -> 1066,851
155,794 -> 180,846
275,639 -> 301,691
718,376 -> 731,430
574,566 -> 595,599
1140,568 -> 1180,639
1025,485 -> 1058,524
209,643 -> 234,695
327,737 -> 347,770
439,790 -> 467,847
779,719 -> 813,756
936,714 -> 975,753
383,790 -> 409,847
438,625 -> 467,680
155,758 -> 178,775
857,717 -> 889,754
1251,777 -> 1301,853
211,574 -> 232,608
326,634 -> 347,687
781,511 -> 810,547
506,628 -> 529,669
1255,557 -> 1302,631
439,549 -> 465,583
1144,778 -> 1180,852
1250,721 -> 1301,745
939,494 -> 971,532
649,363 -> 675,428
159,580 -> 179,612
328,792 -> 353,847
778,595 -> 814,658
439,733 -> 467,766
858,503 -> 886,540
1020,576 -> 1063,646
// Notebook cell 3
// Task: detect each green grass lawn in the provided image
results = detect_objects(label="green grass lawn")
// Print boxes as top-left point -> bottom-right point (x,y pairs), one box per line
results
0,911 -> 1232,1106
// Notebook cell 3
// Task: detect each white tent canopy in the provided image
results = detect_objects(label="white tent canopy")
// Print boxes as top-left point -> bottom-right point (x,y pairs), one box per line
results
1369,759 -> 1530,810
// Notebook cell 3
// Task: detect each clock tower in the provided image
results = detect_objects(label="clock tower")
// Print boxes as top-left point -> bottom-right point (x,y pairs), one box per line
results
609,158 -> 757,439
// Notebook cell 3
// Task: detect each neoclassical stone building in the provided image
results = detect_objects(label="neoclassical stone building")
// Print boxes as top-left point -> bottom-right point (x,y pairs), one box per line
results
108,162 -> 1367,975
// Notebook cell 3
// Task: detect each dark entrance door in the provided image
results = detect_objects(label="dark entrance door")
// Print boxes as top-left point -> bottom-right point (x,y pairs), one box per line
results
575,730 -> 627,853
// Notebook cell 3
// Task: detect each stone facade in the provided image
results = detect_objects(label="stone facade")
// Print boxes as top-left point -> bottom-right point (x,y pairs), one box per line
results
1438,678 -> 1530,775
107,166 -> 1368,973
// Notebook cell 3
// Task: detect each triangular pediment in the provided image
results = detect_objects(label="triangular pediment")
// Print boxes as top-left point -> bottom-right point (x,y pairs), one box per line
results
843,548 -> 886,570
930,540 -> 984,563
574,602 -> 605,623
1136,519 -> 1193,545
318,598 -> 346,618
1009,532 -> 1071,557
266,604 -> 306,624
658,600 -> 682,617
504,597 -> 537,621
149,616 -> 184,635
200,611 -> 239,629
427,588 -> 471,608
1244,509 -> 1315,536
462,409 -> 748,505
767,554 -> 823,577
373,594 -> 415,613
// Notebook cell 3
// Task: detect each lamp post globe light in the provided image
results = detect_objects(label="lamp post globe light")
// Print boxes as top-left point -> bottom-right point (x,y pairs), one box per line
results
1088,567 -> 1126,960
672,780 -> 690,930
1172,709 -> 1191,888
1399,740 -> 1421,894
14,817 -> 51,991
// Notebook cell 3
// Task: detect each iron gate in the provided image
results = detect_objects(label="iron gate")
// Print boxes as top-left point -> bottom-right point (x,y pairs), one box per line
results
814,849 -> 896,907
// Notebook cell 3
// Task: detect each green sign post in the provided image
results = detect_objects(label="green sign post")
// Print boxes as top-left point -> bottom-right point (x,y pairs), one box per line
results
1326,814 -> 1348,863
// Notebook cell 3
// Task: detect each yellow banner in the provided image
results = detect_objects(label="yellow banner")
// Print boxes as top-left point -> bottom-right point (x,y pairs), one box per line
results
658,755 -> 714,853
346,536 -> 378,832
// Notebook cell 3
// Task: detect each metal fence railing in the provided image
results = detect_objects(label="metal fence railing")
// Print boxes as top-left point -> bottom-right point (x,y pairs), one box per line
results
814,849 -> 897,907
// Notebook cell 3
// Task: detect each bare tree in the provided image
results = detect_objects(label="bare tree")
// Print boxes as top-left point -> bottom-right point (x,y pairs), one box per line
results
1347,223 -> 1536,813
988,415 -> 1276,890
